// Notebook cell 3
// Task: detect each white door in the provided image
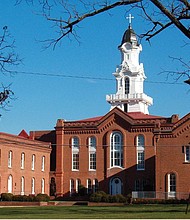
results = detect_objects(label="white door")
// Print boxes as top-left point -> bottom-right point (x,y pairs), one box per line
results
110,178 -> 122,195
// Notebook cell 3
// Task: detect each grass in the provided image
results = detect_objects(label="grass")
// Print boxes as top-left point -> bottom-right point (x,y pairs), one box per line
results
0,204 -> 189,219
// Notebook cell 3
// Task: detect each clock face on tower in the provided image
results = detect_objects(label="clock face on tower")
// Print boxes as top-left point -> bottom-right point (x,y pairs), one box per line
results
122,42 -> 132,52
125,42 -> 132,50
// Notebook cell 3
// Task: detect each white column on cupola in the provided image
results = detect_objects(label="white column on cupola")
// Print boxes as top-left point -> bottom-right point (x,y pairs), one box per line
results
106,14 -> 153,114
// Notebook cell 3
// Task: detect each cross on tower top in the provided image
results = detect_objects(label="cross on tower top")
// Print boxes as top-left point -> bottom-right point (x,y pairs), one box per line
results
126,14 -> 134,26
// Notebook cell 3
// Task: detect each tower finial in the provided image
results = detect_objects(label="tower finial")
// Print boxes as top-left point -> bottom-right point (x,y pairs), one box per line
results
126,14 -> 134,27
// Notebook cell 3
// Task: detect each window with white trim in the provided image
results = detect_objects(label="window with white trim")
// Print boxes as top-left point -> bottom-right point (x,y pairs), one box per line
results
41,178 -> 45,194
72,137 -> 79,170
41,156 -> 45,171
32,154 -> 35,171
76,179 -> 81,193
87,179 -> 92,194
21,152 -> 25,169
167,173 -> 176,198
31,177 -> 35,194
21,176 -> 25,195
8,150 -> 12,168
8,175 -> 12,193
89,136 -> 96,170
136,135 -> 145,170
94,179 -> 99,193
125,77 -> 130,94
70,179 -> 75,196
185,146 -> 190,162
110,131 -> 123,167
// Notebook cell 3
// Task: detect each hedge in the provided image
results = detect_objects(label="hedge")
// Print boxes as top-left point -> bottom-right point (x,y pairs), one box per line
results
0,193 -> 50,202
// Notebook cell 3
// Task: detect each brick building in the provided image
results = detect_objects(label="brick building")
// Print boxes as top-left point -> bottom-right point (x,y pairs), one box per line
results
0,131 -> 51,195
31,21 -> 190,199
1,20 -> 189,199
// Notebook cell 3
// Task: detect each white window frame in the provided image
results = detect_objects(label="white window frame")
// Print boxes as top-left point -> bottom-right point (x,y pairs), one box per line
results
41,156 -> 45,171
87,179 -> 92,194
32,154 -> 35,171
72,137 -> 79,171
89,136 -> 96,170
93,179 -> 99,193
167,173 -> 176,198
110,131 -> 123,168
76,179 -> 81,193
31,177 -> 35,195
8,175 -> 13,193
21,152 -> 25,169
137,135 -> 145,170
8,150 -> 12,168
41,178 -> 45,194
185,146 -> 190,162
70,179 -> 75,196
21,176 -> 25,195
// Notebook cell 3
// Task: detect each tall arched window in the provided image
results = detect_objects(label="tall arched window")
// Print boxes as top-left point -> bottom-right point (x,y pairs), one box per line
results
31,177 -> 35,195
93,179 -> 99,193
70,179 -> 75,196
167,173 -> 176,198
125,78 -> 130,94
72,137 -> 79,170
76,179 -> 81,193
21,152 -> 25,169
21,176 -> 25,195
41,178 -> 45,194
87,179 -> 92,194
8,151 -> 12,168
32,154 -> 35,171
88,136 -> 96,170
41,156 -> 45,171
8,175 -> 12,193
136,135 -> 145,170
110,131 -> 123,167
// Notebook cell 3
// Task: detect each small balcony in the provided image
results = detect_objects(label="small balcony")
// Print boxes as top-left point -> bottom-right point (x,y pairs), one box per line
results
106,93 -> 153,105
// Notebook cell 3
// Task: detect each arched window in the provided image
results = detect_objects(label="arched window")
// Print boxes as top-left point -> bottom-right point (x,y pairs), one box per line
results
70,179 -> 75,196
8,175 -> 12,193
31,177 -> 35,195
110,131 -> 123,167
93,179 -> 99,193
41,156 -> 45,171
87,179 -> 92,194
32,154 -> 35,171
125,78 -> 130,94
41,178 -> 45,194
72,137 -> 79,170
76,179 -> 81,193
8,151 -> 12,168
136,135 -> 145,170
88,136 -> 96,170
21,176 -> 25,195
167,173 -> 176,198
50,177 -> 56,196
21,152 -> 25,169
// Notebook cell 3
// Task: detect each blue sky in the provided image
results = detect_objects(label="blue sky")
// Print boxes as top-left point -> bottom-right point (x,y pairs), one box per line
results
0,1 -> 189,135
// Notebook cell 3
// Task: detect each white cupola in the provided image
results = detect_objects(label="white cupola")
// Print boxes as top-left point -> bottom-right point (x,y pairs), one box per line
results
106,15 -> 153,114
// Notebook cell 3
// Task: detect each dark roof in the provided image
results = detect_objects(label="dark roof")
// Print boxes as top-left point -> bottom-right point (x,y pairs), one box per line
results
119,25 -> 138,47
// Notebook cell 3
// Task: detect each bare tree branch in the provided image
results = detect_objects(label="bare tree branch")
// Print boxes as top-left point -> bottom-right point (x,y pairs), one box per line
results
0,26 -> 21,112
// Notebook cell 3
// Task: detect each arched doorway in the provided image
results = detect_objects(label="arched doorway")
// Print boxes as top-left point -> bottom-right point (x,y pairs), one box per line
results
110,177 -> 122,195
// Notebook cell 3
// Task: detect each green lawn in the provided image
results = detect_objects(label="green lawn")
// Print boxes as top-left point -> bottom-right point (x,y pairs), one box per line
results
0,204 -> 189,219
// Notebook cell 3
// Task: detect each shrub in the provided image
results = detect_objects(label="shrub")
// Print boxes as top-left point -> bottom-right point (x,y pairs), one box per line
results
115,194 -> 127,203
89,193 -> 102,202
35,193 -> 50,202
1,193 -> 13,201
12,195 -> 25,201
101,194 -> 110,203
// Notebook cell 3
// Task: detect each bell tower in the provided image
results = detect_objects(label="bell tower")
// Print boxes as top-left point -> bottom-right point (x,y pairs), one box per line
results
106,15 -> 153,114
